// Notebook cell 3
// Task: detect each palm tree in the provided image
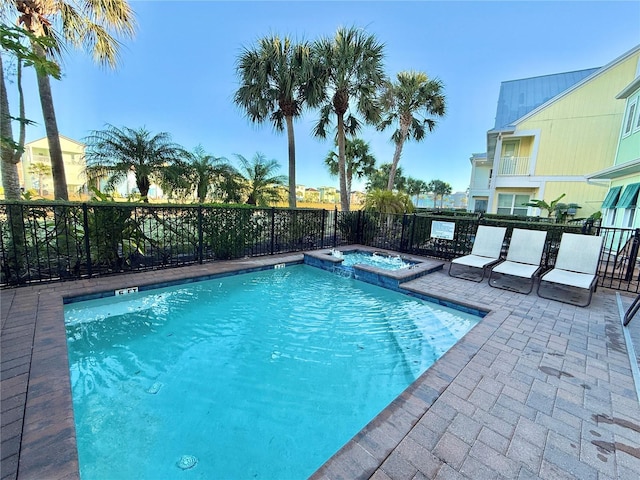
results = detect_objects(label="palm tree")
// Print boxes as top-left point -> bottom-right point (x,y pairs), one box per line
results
309,26 -> 386,212
406,177 -> 429,206
325,138 -> 376,201
1,24 -> 60,199
366,163 -> 407,192
234,152 -> 286,206
428,179 -> 452,209
234,35 -> 313,208
161,145 -> 232,203
6,0 -> 136,200
84,125 -> 186,202
378,71 -> 445,191
27,161 -> 51,196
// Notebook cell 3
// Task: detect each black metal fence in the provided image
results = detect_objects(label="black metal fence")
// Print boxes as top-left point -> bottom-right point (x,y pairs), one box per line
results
2,201 -> 640,293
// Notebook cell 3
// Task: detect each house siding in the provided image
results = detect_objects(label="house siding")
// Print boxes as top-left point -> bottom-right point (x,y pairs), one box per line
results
520,52 -> 639,177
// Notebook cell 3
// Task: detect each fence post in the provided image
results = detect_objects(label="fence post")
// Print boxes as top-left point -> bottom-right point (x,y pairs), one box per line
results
409,213 -> 417,253
320,209 -> 326,249
82,203 -> 92,278
400,214 -> 408,251
333,208 -> 338,247
357,209 -> 362,244
270,207 -> 276,255
197,205 -> 204,264
625,228 -> 640,281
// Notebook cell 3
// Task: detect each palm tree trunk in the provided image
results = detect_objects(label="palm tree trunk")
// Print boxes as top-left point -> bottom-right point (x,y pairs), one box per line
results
0,55 -> 22,200
337,114 -> 349,212
33,44 -> 68,201
285,115 -> 297,208
387,125 -> 409,191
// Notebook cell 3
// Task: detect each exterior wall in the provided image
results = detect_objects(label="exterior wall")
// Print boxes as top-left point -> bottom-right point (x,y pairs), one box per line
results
520,53 -> 639,177
543,181 -> 607,219
616,88 -> 640,164
490,187 -> 537,214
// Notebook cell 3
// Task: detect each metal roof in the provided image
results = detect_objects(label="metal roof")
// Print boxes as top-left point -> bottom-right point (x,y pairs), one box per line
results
493,68 -> 600,129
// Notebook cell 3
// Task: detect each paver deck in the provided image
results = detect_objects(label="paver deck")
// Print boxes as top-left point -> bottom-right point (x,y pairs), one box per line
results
2,251 -> 640,479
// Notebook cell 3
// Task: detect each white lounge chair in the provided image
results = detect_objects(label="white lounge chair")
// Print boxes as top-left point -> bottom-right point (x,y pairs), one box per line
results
537,233 -> 604,306
448,225 -> 506,282
489,228 -> 548,294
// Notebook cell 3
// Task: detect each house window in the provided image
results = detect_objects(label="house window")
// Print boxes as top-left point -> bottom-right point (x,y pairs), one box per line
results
602,186 -> 622,227
623,99 -> 637,136
496,193 -> 529,216
617,183 -> 640,228
623,208 -> 636,228
605,208 -> 617,227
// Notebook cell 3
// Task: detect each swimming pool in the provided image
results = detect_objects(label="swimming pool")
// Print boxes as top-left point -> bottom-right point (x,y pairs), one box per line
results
64,264 -> 480,479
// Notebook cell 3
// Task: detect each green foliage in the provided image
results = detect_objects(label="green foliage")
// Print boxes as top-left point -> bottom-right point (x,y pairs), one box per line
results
235,152 -> 287,206
364,189 -> 415,214
202,206 -> 261,259
337,211 -> 376,244
377,70 -> 446,190
0,25 -> 62,79
325,137 -> 376,194
366,164 -> 407,192
84,124 -> 188,202
234,35 -> 313,207
309,26 -> 386,211
427,179 -> 452,208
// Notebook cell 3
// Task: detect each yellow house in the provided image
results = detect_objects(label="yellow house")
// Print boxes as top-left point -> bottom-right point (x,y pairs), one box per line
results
19,135 -> 87,200
587,71 -> 640,228
482,44 -> 640,219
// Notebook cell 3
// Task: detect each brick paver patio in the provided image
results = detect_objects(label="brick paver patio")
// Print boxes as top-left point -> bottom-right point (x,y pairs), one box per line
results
2,251 -> 639,479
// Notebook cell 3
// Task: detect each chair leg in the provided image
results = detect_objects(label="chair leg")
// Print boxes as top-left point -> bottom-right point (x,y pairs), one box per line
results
624,294 -> 640,326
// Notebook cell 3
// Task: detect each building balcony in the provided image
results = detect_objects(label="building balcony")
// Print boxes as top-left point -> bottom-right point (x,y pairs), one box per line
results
498,156 -> 530,176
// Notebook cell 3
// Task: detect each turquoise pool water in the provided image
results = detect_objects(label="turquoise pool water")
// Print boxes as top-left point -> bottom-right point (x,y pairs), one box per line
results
336,250 -> 415,270
64,264 -> 479,479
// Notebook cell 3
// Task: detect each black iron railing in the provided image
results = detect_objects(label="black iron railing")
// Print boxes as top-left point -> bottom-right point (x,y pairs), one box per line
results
2,201 -> 640,293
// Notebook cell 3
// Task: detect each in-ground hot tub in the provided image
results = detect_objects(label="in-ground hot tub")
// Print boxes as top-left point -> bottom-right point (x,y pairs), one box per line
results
303,247 -> 445,290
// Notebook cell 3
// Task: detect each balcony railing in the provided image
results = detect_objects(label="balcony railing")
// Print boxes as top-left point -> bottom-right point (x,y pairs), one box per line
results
498,156 -> 530,175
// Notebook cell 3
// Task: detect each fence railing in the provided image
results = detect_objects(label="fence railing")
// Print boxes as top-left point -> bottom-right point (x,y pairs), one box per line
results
2,202 -> 640,293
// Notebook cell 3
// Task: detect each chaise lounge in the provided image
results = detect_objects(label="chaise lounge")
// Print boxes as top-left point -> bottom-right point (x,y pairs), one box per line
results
536,232 -> 604,306
448,225 -> 506,282
489,228 -> 548,294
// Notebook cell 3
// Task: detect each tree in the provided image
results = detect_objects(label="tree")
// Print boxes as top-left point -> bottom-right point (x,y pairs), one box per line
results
523,194 -> 566,218
324,137 -> 376,200
309,26 -> 386,212
7,0 -> 136,200
364,189 -> 414,214
234,152 -> 287,206
1,24 -> 60,199
406,177 -> 429,205
234,35 -> 313,208
366,163 -> 407,192
84,125 -> 187,202
27,161 -> 51,196
161,145 -> 232,203
377,71 -> 445,191
428,179 -> 452,208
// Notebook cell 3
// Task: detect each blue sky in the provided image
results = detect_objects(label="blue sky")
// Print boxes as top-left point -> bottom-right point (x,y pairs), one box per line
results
8,0 -> 640,193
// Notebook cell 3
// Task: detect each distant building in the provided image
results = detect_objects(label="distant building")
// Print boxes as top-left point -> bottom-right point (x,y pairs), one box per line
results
318,186 -> 339,204
19,135 -> 86,199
